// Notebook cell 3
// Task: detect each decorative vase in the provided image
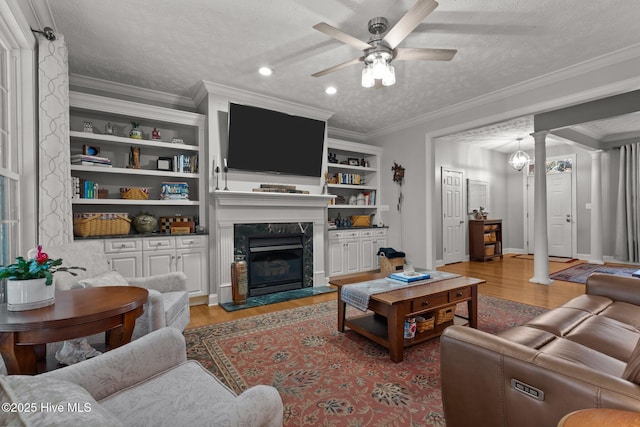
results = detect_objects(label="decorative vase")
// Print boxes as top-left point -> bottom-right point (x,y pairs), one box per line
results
132,212 -> 158,234
231,256 -> 248,305
129,124 -> 143,139
6,277 -> 55,311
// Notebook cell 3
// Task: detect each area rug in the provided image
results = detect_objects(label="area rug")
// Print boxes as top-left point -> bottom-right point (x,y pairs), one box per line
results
185,296 -> 545,426
513,254 -> 576,263
550,263 -> 640,284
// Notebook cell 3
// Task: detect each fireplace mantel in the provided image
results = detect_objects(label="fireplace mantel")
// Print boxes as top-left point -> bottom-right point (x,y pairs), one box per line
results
212,190 -> 334,207
210,190 -> 334,305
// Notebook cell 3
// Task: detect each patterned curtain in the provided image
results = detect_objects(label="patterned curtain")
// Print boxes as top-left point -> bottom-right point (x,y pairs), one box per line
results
614,143 -> 640,263
37,33 -> 73,246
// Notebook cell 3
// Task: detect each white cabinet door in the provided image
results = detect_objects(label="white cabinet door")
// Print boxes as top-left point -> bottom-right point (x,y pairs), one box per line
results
107,252 -> 143,278
360,237 -> 374,271
144,250 -> 175,276
344,239 -> 360,274
176,247 -> 207,295
328,239 -> 346,276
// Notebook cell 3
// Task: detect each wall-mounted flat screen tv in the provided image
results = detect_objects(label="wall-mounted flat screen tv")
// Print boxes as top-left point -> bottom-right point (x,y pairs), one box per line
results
227,102 -> 326,177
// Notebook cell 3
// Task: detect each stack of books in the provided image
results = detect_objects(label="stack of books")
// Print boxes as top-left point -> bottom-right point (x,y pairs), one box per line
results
71,154 -> 112,167
72,177 -> 99,199
173,154 -> 198,173
389,271 -> 432,283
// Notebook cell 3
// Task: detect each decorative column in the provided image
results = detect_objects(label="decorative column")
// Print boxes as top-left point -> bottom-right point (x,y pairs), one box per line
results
530,131 -> 553,285
589,150 -> 604,264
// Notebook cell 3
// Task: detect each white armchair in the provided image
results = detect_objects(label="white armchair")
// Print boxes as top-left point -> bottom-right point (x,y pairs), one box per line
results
47,240 -> 190,340
0,328 -> 283,427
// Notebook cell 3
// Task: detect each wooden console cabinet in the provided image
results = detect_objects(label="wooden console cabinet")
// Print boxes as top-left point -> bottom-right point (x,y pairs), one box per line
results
469,219 -> 503,262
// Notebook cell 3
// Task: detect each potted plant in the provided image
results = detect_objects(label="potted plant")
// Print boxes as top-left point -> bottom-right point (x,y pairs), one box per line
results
0,245 -> 85,311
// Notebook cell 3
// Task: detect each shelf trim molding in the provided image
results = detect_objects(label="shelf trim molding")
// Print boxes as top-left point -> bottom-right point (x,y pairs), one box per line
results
212,190 -> 334,208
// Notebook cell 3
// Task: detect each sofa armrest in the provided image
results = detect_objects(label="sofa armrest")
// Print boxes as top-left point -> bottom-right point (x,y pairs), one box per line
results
586,273 -> 640,306
223,385 -> 284,427
40,328 -> 187,401
125,271 -> 187,293
440,326 -> 640,427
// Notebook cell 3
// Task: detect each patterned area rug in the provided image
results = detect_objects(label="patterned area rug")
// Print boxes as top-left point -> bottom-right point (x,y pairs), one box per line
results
184,296 -> 546,426
550,263 -> 640,284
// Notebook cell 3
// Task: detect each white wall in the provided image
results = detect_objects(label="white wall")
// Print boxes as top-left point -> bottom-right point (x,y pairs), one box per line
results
367,49 -> 640,267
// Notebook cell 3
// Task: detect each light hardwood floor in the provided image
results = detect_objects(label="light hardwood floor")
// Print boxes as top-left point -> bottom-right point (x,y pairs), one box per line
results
187,255 -> 587,329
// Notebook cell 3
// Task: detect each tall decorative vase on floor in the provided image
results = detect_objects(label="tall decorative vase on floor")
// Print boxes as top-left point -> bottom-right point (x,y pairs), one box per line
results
6,277 -> 55,311
231,256 -> 248,305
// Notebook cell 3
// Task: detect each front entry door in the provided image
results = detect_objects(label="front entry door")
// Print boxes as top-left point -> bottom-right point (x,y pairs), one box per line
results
442,168 -> 465,264
527,172 -> 573,257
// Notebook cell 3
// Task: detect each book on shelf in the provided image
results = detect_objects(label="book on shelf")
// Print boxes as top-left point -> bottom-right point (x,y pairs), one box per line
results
172,154 -> 198,173
71,160 -> 113,167
71,154 -> 112,164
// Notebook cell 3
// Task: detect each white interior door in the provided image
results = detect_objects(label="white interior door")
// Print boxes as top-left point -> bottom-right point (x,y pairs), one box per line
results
527,172 -> 573,257
442,168 -> 465,264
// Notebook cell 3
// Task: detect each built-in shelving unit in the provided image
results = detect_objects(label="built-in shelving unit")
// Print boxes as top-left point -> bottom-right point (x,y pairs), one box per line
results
68,91 -> 207,224
326,138 -> 382,225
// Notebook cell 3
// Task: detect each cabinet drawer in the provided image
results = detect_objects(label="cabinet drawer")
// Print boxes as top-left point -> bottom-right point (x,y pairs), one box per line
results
144,237 -> 175,250
374,229 -> 387,237
345,231 -> 360,238
411,293 -> 449,312
329,230 -> 344,240
359,230 -> 373,237
176,235 -> 207,248
104,238 -> 142,253
449,287 -> 471,303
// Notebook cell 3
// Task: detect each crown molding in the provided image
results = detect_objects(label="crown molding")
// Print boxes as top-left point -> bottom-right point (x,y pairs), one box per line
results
69,74 -> 197,110
195,80 -> 334,121
328,127 -> 366,141
367,43 -> 640,139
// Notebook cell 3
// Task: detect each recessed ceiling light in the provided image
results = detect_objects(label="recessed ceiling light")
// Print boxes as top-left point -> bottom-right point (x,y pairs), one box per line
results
258,66 -> 273,76
325,86 -> 337,95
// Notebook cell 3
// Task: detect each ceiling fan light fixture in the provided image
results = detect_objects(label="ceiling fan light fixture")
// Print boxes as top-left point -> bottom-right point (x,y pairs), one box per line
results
508,138 -> 530,171
382,64 -> 396,86
258,66 -> 273,76
361,65 -> 375,88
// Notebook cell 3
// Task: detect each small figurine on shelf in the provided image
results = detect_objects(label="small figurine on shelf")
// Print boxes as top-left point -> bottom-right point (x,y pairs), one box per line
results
104,122 -> 114,135
129,122 -> 143,139
128,146 -> 141,169
83,121 -> 93,133
328,153 -> 338,163
151,128 -> 161,140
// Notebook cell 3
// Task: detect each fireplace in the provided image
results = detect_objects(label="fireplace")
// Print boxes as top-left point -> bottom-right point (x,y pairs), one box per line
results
247,234 -> 304,296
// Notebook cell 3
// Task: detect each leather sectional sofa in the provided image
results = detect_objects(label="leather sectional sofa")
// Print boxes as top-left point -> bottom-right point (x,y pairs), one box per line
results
440,273 -> 640,427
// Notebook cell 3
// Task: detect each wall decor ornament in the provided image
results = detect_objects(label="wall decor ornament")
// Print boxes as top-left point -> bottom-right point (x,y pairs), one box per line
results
392,161 -> 405,211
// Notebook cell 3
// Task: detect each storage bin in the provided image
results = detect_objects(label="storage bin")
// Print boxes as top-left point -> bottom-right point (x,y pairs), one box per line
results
436,306 -> 456,325
380,256 -> 405,274
73,213 -> 131,237
120,187 -> 150,200
351,215 -> 371,227
416,316 -> 435,333
485,244 -> 495,256
484,232 -> 496,243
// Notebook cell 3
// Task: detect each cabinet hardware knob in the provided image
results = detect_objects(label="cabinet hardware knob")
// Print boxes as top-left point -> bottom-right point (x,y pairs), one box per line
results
456,292 -> 463,297
120,244 -> 126,248
422,301 -> 429,306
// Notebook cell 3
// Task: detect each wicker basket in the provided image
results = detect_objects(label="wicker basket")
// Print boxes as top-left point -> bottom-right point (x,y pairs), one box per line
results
73,213 -> 131,237
120,187 -> 150,200
416,316 -> 435,333
485,244 -> 495,256
380,256 -> 405,274
436,306 -> 456,325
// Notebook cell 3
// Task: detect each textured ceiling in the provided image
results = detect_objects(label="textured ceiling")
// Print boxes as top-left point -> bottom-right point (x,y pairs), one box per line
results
28,0 -> 640,138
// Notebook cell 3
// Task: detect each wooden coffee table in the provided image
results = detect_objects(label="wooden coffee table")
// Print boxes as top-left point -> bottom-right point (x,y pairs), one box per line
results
330,272 -> 483,362
0,286 -> 148,374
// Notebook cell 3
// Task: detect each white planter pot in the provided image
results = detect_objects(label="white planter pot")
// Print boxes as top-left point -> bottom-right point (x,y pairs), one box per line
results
6,278 -> 55,311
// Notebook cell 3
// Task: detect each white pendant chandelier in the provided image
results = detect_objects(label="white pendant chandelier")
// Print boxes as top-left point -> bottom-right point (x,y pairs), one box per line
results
508,138 -> 530,171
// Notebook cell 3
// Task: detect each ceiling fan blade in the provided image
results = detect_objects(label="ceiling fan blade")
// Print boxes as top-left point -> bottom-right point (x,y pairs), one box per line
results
313,22 -> 371,51
311,57 -> 364,78
383,0 -> 439,49
394,47 -> 457,61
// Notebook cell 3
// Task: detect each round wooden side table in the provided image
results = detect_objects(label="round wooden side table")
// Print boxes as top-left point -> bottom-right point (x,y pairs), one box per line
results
558,408 -> 640,427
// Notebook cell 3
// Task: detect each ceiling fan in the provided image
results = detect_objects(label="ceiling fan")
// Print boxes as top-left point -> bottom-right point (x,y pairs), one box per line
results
311,0 -> 457,88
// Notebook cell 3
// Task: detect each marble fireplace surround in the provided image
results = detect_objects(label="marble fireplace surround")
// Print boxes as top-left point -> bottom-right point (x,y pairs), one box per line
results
211,191 -> 334,305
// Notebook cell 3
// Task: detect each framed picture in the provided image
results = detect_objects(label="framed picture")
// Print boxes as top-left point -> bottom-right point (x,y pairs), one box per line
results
348,158 -> 360,166
157,157 -> 173,171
